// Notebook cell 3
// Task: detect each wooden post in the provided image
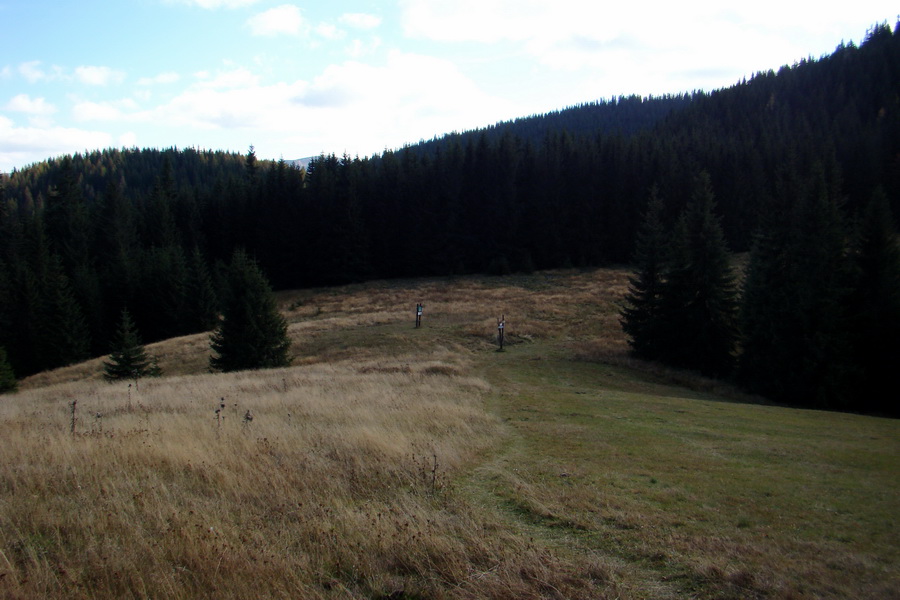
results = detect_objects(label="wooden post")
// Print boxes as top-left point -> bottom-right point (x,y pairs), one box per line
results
497,315 -> 505,350
415,302 -> 423,328
70,399 -> 78,435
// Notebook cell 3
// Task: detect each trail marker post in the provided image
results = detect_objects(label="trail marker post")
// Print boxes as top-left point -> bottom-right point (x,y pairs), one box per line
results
497,315 -> 505,350
415,302 -> 423,328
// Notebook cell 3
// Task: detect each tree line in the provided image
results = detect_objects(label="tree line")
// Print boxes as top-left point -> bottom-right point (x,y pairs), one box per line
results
621,168 -> 900,415
0,22 -> 898,413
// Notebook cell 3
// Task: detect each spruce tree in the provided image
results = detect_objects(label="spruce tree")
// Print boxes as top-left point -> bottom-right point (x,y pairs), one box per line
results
0,346 -> 16,394
185,246 -> 220,333
209,249 -> 290,372
0,258 -> 11,363
40,250 -> 92,369
739,165 -> 851,407
621,187 -> 669,360
103,308 -> 159,381
846,188 -> 900,414
657,172 -> 739,376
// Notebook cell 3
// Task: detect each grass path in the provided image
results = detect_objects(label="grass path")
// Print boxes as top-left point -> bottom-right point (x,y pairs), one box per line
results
282,269 -> 900,599
461,333 -> 900,599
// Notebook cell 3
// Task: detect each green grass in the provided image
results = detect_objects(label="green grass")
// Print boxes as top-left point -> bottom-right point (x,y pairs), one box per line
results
472,340 -> 900,599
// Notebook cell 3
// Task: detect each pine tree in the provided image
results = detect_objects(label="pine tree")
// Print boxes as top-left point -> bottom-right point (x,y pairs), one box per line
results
0,346 -> 16,394
621,187 -> 669,360
657,172 -> 739,376
209,249 -> 290,372
103,308 -> 159,381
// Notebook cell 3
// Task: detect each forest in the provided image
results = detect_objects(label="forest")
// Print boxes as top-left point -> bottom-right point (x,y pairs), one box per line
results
1,22 -> 898,414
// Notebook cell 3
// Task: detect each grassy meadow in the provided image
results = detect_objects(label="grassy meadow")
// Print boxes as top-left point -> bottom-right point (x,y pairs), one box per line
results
2,268 -> 898,599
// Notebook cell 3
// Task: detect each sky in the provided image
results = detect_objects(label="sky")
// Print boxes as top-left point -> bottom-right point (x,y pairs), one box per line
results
1,1 -> 897,173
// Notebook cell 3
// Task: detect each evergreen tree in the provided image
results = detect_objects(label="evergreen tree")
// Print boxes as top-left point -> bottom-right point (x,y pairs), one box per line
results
0,346 -> 16,394
738,165 -> 852,406
621,187 -> 669,360
657,172 -> 739,376
21,218 -> 92,371
103,308 -> 159,381
0,258 -> 11,361
138,244 -> 190,340
209,249 -> 290,372
245,145 -> 259,186
846,187 -> 900,414
185,246 -> 220,332
44,156 -> 91,270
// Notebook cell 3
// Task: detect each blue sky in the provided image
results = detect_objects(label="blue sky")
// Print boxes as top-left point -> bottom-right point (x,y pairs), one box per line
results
1,0 -> 896,172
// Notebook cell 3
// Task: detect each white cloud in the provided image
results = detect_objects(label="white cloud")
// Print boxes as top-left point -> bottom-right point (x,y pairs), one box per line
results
18,61 -> 45,83
339,13 -> 382,30
0,115 -> 113,171
71,96 -> 141,123
345,37 -> 382,58
315,23 -> 345,41
247,5 -> 305,37
96,50 -> 517,162
289,51 -> 519,150
0,44 -> 519,170
399,0 -> 549,43
73,101 -> 124,122
119,131 -> 138,148
75,65 -> 126,86
4,94 -> 56,116
194,67 -> 260,90
137,71 -> 181,85
397,0 -> 900,96
123,70 -> 307,133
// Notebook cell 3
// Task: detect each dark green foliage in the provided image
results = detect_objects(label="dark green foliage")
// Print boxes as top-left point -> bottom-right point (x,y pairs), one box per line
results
738,165 -> 853,407
43,254 -> 93,368
623,175 -> 739,377
845,188 -> 900,414
24,221 -> 91,371
0,346 -> 16,394
0,24 -> 898,415
138,244 -> 190,339
656,173 -> 739,377
621,188 -> 669,360
103,309 -> 159,381
44,156 -> 91,270
185,247 -> 220,332
209,250 -> 290,372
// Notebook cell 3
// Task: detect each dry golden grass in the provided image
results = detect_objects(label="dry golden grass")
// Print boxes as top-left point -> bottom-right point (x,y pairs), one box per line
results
1,352 -> 619,599
4,268 -> 633,600
5,267 -> 898,599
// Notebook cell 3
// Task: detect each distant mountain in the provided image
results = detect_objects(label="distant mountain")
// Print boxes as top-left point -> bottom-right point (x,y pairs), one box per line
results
405,94 -> 696,158
285,157 -> 314,171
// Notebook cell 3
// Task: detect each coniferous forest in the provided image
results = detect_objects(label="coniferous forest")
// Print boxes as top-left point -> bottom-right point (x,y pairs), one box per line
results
1,23 -> 899,414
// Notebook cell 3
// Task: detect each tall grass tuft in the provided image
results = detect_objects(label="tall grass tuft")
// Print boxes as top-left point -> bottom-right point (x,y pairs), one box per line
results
0,350 -> 614,598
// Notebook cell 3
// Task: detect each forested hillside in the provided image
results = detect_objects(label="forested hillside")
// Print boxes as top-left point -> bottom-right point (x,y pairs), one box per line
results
1,23 -> 898,413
